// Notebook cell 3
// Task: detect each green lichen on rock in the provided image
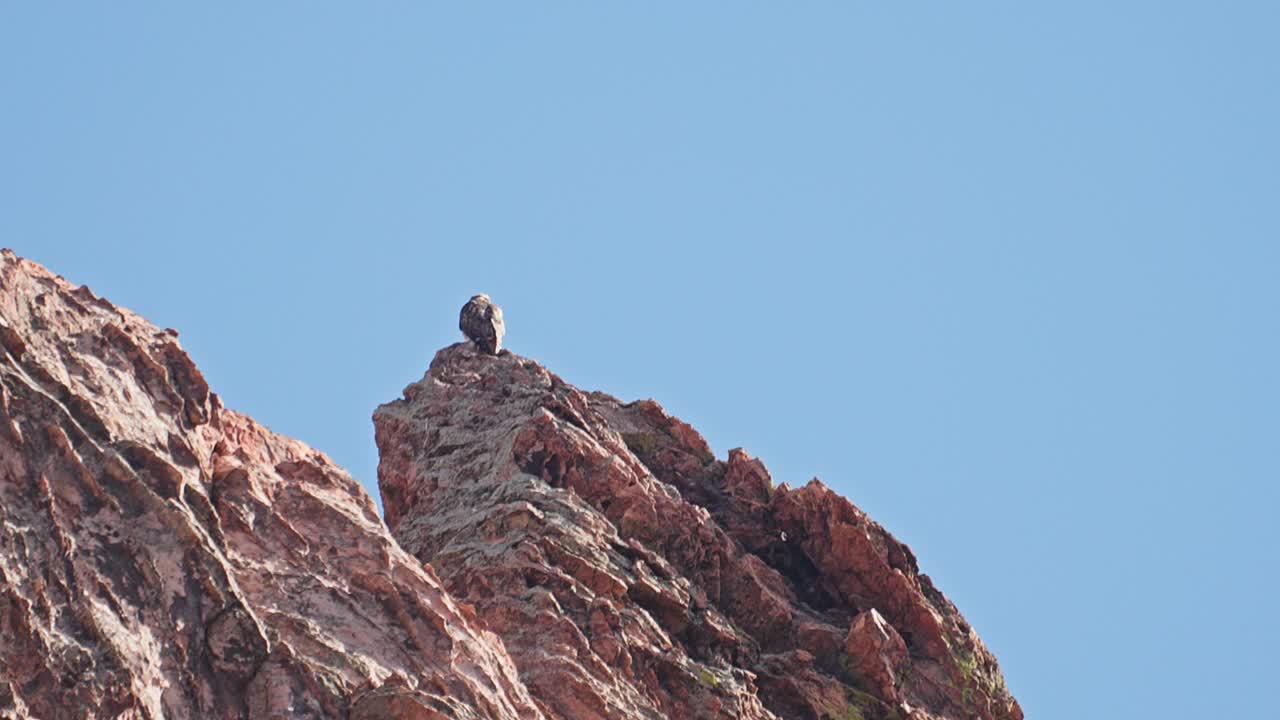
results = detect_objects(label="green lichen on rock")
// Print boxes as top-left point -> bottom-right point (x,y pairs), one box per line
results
620,431 -> 660,457
824,702 -> 865,720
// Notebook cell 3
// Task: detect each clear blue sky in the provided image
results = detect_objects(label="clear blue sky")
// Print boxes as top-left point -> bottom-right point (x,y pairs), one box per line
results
4,4 -> 1277,718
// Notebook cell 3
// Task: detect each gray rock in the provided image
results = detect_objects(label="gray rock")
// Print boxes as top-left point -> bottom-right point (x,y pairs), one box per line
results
459,293 -> 505,355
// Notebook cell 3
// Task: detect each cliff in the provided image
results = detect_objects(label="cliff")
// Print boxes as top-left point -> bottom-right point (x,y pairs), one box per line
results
0,251 -> 1019,719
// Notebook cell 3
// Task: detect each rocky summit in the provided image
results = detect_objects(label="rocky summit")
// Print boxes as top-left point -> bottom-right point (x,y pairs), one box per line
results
373,345 -> 1021,720
0,251 -> 1019,720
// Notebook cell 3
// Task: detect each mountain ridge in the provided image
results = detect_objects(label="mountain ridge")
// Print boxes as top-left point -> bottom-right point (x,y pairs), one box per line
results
0,251 -> 1019,719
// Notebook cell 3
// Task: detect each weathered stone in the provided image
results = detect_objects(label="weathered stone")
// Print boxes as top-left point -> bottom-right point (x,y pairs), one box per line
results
845,608 -> 909,703
206,606 -> 269,683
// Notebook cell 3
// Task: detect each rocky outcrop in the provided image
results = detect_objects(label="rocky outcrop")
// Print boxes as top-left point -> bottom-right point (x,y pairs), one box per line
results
0,249 -> 1019,719
0,252 -> 541,719
844,610 -> 908,706
374,343 -> 1022,720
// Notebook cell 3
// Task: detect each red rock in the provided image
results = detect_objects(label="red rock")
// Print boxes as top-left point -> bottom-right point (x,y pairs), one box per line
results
0,252 -> 541,719
0,249 -> 1021,720
375,341 -> 1022,720
845,609 -> 909,703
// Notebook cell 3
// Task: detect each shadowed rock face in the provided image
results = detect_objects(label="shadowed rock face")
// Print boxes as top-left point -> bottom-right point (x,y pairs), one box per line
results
374,344 -> 1022,720
0,252 -> 541,720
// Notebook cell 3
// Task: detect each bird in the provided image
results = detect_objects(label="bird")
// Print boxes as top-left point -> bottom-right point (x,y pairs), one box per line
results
459,294 -> 505,355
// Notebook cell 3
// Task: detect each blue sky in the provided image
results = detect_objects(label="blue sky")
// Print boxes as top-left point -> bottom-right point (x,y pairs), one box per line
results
4,4 -> 1277,718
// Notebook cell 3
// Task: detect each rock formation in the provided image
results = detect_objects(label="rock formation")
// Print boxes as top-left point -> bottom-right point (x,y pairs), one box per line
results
0,252 -> 539,720
0,249 -> 1020,719
374,343 -> 1022,720
459,294 -> 505,356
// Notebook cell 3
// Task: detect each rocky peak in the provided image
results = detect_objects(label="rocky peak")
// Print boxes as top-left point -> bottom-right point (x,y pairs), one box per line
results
0,249 -> 1019,719
374,341 -> 1022,720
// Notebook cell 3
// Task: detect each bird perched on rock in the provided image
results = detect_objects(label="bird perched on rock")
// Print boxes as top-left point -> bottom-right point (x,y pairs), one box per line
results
459,294 -> 505,355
